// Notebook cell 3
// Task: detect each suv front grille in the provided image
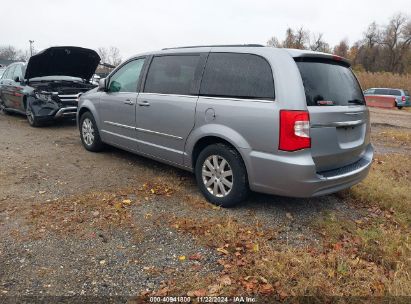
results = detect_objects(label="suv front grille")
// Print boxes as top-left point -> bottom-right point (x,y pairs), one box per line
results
58,94 -> 80,106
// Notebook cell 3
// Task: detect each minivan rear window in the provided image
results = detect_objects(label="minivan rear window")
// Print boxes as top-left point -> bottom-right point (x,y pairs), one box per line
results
295,58 -> 364,106
405,90 -> 410,96
200,53 -> 275,100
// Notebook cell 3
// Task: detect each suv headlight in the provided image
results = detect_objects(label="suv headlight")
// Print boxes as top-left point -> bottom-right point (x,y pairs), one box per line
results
35,91 -> 54,102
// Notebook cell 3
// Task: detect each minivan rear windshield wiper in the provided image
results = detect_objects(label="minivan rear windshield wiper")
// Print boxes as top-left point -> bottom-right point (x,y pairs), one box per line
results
347,99 -> 365,105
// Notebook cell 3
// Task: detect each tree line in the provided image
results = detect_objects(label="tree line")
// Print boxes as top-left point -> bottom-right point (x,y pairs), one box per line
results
0,45 -> 122,68
267,14 -> 411,74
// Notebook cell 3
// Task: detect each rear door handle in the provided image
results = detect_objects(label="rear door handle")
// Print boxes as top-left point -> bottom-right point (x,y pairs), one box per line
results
137,100 -> 150,107
124,99 -> 135,105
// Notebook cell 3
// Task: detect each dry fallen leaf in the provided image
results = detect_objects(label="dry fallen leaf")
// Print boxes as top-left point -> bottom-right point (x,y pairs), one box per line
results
189,253 -> 202,261
122,199 -> 132,205
219,275 -> 232,286
253,243 -> 259,252
216,247 -> 229,255
178,255 -> 186,261
187,289 -> 207,297
260,283 -> 274,295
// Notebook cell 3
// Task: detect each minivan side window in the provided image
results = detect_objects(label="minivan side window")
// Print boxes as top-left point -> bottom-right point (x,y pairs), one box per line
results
144,55 -> 200,95
108,58 -> 145,93
200,53 -> 275,100
374,89 -> 389,95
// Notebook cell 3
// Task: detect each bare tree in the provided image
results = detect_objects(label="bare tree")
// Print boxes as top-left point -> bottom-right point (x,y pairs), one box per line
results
380,14 -> 411,72
266,36 -> 281,47
333,39 -> 349,57
0,45 -> 29,61
364,22 -> 380,47
283,28 -> 296,48
294,27 -> 309,49
97,46 -> 122,67
310,33 -> 331,53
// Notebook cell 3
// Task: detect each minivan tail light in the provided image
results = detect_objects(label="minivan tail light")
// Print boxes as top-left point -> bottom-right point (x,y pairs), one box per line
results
279,110 -> 311,151
402,96 -> 406,102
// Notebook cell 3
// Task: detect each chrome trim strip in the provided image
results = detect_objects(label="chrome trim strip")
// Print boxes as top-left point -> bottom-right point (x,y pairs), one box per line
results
344,112 -> 363,115
311,120 -> 364,128
138,92 -> 274,103
104,121 -> 135,130
101,130 -> 184,155
200,96 -> 274,103
103,121 -> 183,140
135,127 -> 183,140
139,92 -> 198,99
317,159 -> 372,181
55,107 -> 77,118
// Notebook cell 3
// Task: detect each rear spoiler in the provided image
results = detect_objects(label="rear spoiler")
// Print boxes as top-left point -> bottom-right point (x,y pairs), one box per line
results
285,49 -> 351,66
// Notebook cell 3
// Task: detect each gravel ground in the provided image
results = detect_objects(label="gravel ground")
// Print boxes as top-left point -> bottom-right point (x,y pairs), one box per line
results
0,108 -> 408,298
369,107 -> 411,129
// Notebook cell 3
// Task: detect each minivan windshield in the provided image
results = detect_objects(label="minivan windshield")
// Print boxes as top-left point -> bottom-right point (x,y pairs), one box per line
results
296,59 -> 365,106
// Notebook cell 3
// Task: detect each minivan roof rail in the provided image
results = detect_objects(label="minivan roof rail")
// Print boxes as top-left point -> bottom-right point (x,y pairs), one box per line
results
162,44 -> 265,50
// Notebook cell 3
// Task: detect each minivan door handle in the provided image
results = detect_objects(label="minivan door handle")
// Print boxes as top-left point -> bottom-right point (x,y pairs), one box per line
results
137,100 -> 150,107
124,99 -> 135,105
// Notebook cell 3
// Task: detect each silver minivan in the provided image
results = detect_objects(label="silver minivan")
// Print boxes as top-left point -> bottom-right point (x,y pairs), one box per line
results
77,45 -> 373,207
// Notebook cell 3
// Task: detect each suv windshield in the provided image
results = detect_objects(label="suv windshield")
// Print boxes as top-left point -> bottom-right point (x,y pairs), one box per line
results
295,58 -> 364,106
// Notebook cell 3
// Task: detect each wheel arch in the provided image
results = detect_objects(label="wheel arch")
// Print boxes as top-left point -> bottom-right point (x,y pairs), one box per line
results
77,99 -> 101,130
186,127 -> 252,183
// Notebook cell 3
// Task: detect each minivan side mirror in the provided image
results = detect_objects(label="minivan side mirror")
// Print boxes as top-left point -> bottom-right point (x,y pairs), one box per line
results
98,78 -> 106,91
14,76 -> 21,83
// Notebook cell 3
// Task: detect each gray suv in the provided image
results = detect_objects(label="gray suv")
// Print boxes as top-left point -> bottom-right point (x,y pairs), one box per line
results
77,45 -> 373,207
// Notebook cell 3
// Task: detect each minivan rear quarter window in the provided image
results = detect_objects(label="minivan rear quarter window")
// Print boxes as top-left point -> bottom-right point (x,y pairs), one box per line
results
296,58 -> 364,106
144,55 -> 200,95
200,53 -> 275,100
389,89 -> 401,96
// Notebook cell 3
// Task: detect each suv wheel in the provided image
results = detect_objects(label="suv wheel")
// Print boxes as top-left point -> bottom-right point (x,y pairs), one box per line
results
195,143 -> 249,207
26,107 -> 42,127
80,112 -> 104,152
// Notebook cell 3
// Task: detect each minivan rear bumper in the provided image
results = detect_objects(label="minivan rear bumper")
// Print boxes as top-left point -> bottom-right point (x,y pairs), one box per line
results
244,144 -> 373,198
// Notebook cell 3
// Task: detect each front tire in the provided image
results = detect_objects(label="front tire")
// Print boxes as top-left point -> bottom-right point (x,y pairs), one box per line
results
80,112 -> 104,152
195,143 -> 249,207
26,107 -> 42,127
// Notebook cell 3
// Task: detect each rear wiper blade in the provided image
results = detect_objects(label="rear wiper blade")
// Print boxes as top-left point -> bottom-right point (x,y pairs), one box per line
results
347,99 -> 365,105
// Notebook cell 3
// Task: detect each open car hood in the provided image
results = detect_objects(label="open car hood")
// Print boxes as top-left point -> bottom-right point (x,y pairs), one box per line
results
25,46 -> 100,81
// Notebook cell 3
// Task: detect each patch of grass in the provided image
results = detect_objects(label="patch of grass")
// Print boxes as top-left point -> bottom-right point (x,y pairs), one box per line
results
355,72 -> 411,93
372,129 -> 411,147
158,214 -> 393,297
344,154 -> 411,226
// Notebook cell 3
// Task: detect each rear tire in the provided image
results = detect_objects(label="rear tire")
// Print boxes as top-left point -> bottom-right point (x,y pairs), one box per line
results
80,112 -> 104,152
397,106 -> 403,110
195,143 -> 249,208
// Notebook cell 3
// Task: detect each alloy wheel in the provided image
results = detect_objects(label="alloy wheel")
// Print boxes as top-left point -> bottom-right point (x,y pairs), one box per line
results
201,155 -> 233,197
82,118 -> 95,146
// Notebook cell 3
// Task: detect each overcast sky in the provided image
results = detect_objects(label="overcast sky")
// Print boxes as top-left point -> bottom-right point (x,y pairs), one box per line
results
1,0 -> 410,60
